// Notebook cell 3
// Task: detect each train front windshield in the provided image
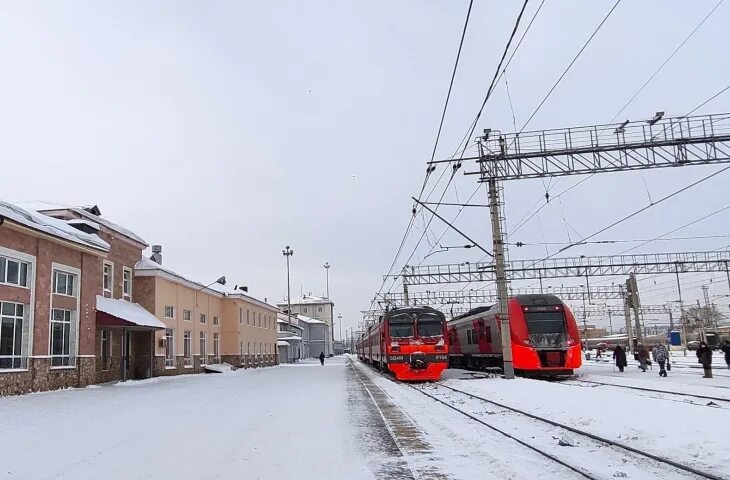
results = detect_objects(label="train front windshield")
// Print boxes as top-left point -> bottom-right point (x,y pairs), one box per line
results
389,314 -> 414,338
524,310 -> 567,347
417,313 -> 443,337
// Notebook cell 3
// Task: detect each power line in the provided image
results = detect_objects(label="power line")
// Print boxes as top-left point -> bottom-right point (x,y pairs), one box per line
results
514,233 -> 730,247
387,0 -> 533,291
370,0 -> 478,307
427,0 -> 475,169
608,0 -> 724,125
515,0 -> 622,137
554,166 -> 730,256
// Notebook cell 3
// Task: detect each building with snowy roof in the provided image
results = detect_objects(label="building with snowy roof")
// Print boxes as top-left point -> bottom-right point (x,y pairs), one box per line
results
277,294 -> 335,355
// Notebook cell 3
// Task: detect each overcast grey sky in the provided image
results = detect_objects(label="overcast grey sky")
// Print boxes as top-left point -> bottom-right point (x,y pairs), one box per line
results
1,1 -> 728,334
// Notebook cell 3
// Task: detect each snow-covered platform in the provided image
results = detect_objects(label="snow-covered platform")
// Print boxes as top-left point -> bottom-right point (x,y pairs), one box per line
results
0,357 -> 378,480
3,355 -> 729,479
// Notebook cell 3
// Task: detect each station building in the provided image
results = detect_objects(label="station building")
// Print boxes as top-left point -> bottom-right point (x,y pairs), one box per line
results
0,200 -> 278,395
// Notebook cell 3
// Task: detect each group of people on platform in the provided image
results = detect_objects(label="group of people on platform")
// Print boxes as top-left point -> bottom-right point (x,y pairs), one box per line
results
607,339 -> 730,378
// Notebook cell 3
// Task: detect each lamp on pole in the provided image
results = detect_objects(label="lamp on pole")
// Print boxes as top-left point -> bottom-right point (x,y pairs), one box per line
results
283,246 -> 294,328
338,313 -> 342,342
323,262 -> 330,298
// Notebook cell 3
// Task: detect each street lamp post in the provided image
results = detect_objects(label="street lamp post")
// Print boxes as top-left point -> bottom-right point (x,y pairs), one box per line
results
283,246 -> 294,330
338,313 -> 342,343
324,262 -> 334,355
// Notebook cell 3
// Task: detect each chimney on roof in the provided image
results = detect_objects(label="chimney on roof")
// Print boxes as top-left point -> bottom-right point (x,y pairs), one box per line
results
151,245 -> 163,265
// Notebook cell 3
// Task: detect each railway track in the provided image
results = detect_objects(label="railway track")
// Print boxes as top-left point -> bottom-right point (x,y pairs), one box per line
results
408,382 -> 725,480
564,378 -> 730,404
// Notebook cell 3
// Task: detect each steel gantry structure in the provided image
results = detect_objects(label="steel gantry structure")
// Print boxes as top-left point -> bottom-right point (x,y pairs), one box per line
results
376,285 -> 624,307
467,113 -> 730,180
416,113 -> 730,377
397,250 -> 730,285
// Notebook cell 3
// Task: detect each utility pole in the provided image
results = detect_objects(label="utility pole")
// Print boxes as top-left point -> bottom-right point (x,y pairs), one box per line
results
629,273 -> 644,346
702,285 -> 711,343
486,176 -> 515,379
620,283 -> 634,355
402,266 -> 410,306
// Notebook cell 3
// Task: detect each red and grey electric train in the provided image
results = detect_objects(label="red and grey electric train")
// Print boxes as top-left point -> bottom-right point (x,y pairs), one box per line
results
448,294 -> 582,376
357,306 -> 448,381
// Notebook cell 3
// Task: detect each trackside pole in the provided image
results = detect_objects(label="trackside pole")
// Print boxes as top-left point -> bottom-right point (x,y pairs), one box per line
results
487,176 -> 515,379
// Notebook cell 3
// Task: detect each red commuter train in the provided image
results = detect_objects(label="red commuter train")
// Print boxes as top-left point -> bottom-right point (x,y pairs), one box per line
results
357,306 -> 448,381
447,294 -> 582,376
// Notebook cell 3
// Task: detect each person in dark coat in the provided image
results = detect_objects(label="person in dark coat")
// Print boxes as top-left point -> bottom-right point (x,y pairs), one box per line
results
319,351 -> 325,366
613,345 -> 628,372
637,344 -> 650,372
696,342 -> 713,378
722,340 -> 730,369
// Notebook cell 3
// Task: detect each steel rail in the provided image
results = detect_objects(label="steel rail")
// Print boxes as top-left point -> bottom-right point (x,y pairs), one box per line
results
435,384 -> 725,480
404,384 -> 598,480
564,378 -> 730,403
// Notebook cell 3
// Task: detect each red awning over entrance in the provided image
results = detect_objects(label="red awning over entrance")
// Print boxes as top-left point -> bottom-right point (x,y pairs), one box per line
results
95,295 -> 166,330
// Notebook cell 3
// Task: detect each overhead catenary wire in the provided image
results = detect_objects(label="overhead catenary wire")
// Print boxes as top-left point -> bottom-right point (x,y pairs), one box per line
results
370,0 -> 478,308
385,0 -> 533,293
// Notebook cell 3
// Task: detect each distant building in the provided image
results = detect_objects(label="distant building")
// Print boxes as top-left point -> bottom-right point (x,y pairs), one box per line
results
277,312 -> 303,363
278,295 -> 334,355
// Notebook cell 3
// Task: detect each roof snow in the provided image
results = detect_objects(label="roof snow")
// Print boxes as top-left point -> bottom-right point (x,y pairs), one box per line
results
15,201 -> 147,246
277,295 -> 334,306
295,314 -> 327,325
0,200 -> 110,252
96,295 -> 166,329
135,257 -> 276,310
277,340 -> 291,347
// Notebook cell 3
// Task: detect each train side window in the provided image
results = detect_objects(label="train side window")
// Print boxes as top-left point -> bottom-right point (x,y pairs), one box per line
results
484,326 -> 491,343
466,330 -> 472,344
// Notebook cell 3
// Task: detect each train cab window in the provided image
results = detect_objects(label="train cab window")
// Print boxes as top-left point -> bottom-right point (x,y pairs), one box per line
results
524,311 -> 567,334
388,314 -> 414,338
417,313 -> 443,337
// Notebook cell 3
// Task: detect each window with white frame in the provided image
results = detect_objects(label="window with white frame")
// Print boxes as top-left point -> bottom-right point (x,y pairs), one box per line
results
200,313 -> 207,324
213,316 -> 219,326
102,262 -> 113,294
318,307 -> 323,313
50,308 -> 75,367
258,313 -> 261,327
303,307 -> 308,314
183,309 -> 191,321
122,268 -> 132,300
0,256 -> 30,288
165,306 -> 175,319
239,308 -> 242,324
213,333 -> 220,361
246,310 -> 250,325
53,270 -> 76,296
183,330 -> 192,366
240,341 -> 243,355
0,301 -> 26,369
199,332 -> 207,364
100,330 -> 111,371
165,329 -> 174,367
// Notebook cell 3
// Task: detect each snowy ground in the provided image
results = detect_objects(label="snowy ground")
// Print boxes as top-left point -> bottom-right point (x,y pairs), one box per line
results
2,354 -> 729,480
0,358 -> 375,480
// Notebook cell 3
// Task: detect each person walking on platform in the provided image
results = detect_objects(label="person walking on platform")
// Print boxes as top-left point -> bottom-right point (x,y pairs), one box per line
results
613,345 -> 627,372
637,344 -> 650,372
696,341 -> 713,378
652,343 -> 669,377
722,340 -> 730,369
319,351 -> 325,366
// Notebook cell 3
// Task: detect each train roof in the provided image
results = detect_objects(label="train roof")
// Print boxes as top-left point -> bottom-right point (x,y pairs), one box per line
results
513,294 -> 563,306
385,305 -> 443,316
450,304 -> 496,322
